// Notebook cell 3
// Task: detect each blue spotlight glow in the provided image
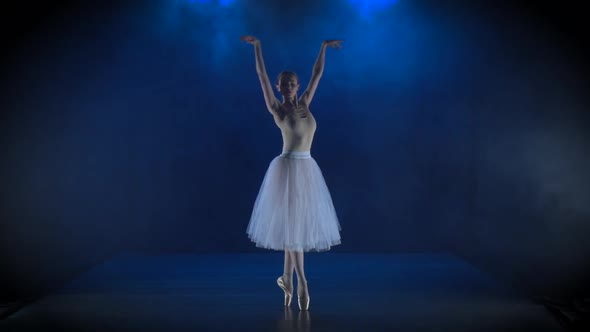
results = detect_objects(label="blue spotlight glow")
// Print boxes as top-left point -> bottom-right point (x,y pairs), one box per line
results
218,0 -> 235,6
348,0 -> 399,18
186,0 -> 235,6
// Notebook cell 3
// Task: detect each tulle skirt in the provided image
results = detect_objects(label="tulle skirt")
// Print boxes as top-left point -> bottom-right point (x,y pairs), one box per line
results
246,151 -> 342,252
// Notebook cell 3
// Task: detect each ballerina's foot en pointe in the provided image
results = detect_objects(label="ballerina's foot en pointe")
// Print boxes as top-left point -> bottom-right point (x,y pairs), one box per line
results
297,280 -> 310,311
277,275 -> 293,306
277,275 -> 310,310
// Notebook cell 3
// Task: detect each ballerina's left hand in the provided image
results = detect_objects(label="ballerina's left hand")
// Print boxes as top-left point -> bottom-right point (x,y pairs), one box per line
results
323,40 -> 344,49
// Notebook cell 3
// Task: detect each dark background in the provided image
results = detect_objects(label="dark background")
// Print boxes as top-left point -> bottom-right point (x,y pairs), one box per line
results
1,0 -> 588,303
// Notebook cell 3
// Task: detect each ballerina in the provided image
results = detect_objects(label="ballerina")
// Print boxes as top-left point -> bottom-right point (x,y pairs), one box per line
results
241,35 -> 343,310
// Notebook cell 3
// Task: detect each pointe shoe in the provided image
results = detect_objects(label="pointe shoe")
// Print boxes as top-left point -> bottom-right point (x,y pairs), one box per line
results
298,295 -> 310,311
277,276 -> 293,306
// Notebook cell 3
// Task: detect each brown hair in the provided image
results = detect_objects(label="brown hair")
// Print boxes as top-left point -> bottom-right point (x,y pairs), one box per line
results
276,71 -> 299,84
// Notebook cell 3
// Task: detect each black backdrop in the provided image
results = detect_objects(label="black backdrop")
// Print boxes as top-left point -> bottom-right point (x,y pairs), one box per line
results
1,0 -> 588,302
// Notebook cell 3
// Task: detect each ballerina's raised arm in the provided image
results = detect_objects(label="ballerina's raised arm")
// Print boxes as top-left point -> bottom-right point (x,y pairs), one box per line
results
299,40 -> 343,106
240,35 -> 280,115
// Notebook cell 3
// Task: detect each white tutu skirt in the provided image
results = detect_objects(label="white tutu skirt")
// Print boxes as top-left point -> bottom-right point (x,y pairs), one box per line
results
246,151 -> 342,252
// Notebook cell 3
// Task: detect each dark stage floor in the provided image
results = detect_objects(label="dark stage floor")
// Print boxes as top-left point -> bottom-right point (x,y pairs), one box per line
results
1,253 -> 561,331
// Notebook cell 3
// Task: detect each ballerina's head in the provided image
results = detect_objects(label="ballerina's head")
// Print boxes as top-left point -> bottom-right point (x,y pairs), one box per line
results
276,71 -> 300,100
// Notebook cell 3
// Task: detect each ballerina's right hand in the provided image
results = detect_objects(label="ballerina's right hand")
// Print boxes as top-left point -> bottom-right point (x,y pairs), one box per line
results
240,35 -> 260,45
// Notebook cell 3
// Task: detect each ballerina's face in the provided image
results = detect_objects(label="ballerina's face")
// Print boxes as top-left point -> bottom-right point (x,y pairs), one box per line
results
276,75 -> 299,98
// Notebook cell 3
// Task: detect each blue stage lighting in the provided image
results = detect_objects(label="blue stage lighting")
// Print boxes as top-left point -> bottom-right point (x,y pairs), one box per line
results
218,0 -> 235,6
186,0 -> 235,5
348,0 -> 399,18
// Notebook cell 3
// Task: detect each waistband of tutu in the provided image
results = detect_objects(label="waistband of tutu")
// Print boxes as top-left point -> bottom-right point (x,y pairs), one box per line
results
280,150 -> 311,159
